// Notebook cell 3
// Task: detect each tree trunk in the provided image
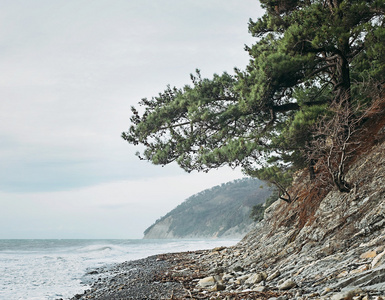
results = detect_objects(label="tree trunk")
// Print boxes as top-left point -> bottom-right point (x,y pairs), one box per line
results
336,49 -> 351,104
334,173 -> 351,193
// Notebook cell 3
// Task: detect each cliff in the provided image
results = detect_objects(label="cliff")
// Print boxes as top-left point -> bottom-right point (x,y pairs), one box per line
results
143,178 -> 273,239
190,98 -> 385,297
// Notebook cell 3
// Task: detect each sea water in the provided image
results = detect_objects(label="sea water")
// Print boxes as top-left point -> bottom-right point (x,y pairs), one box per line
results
0,239 -> 239,300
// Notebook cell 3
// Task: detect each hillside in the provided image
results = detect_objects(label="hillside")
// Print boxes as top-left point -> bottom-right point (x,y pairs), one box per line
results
143,178 -> 273,239
186,97 -> 385,297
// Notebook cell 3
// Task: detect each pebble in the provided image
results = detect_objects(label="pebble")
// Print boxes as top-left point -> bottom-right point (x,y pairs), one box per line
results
267,270 -> 281,281
69,253 -> 191,299
372,250 -> 385,268
198,276 -> 216,288
244,272 -> 264,285
278,279 -> 296,290
331,287 -> 363,300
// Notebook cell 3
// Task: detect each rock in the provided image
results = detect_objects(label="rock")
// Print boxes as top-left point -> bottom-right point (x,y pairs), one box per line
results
198,276 -> 216,288
222,274 -> 233,281
234,251 -> 242,257
172,268 -> 190,277
331,287 -> 363,300
235,274 -> 250,285
295,290 -> 302,297
213,274 -> 223,283
209,283 -> 226,291
323,287 -> 333,295
212,246 -> 226,252
233,265 -> 244,272
261,271 -> 268,280
254,285 -> 267,292
337,271 -> 349,278
228,278 -> 235,284
278,279 -> 296,290
372,250 -> 385,268
308,292 -> 320,297
87,270 -> 98,275
210,267 -> 225,275
267,270 -> 281,281
350,265 -> 369,274
360,250 -> 377,259
244,273 -> 264,285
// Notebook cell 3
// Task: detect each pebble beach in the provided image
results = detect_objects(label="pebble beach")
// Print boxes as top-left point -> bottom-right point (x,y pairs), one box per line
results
69,252 -> 190,300
68,249 -> 284,300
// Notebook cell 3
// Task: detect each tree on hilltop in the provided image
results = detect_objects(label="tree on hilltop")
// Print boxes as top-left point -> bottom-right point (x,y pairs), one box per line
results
122,0 -> 385,196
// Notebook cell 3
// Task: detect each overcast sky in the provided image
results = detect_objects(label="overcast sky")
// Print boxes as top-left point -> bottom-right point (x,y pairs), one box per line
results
0,0 -> 263,239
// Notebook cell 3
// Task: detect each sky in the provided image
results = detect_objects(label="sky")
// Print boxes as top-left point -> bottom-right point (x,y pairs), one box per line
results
0,0 -> 264,239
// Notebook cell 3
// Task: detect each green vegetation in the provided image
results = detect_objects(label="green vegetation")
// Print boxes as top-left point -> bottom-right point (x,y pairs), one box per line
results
144,178 -> 273,238
250,189 -> 280,222
123,1 -> 385,196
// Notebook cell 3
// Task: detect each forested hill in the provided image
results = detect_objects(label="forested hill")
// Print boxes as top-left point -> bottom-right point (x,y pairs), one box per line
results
143,178 -> 273,239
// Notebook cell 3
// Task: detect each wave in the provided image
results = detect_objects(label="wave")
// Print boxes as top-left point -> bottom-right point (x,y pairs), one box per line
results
82,245 -> 112,252
76,244 -> 127,255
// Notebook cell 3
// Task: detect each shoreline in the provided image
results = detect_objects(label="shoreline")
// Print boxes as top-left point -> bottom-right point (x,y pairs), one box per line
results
68,249 -> 285,300
69,251 -> 195,300
68,243 -> 385,300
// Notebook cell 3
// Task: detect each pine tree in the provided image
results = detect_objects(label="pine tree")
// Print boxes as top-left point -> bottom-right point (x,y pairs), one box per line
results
123,0 -> 385,192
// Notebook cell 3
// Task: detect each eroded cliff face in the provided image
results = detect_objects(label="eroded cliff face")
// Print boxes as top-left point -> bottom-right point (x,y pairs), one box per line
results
143,216 -> 176,239
194,112 -> 385,296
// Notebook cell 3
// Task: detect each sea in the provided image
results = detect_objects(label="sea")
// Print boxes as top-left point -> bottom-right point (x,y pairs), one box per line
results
0,239 -> 239,300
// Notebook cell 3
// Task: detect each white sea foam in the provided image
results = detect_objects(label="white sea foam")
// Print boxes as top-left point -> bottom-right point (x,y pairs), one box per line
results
0,239 -> 239,300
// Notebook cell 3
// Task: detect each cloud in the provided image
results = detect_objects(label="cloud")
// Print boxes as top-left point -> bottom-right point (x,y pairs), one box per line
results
0,167 -> 244,238
0,0 -> 261,193
0,0 -> 264,238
